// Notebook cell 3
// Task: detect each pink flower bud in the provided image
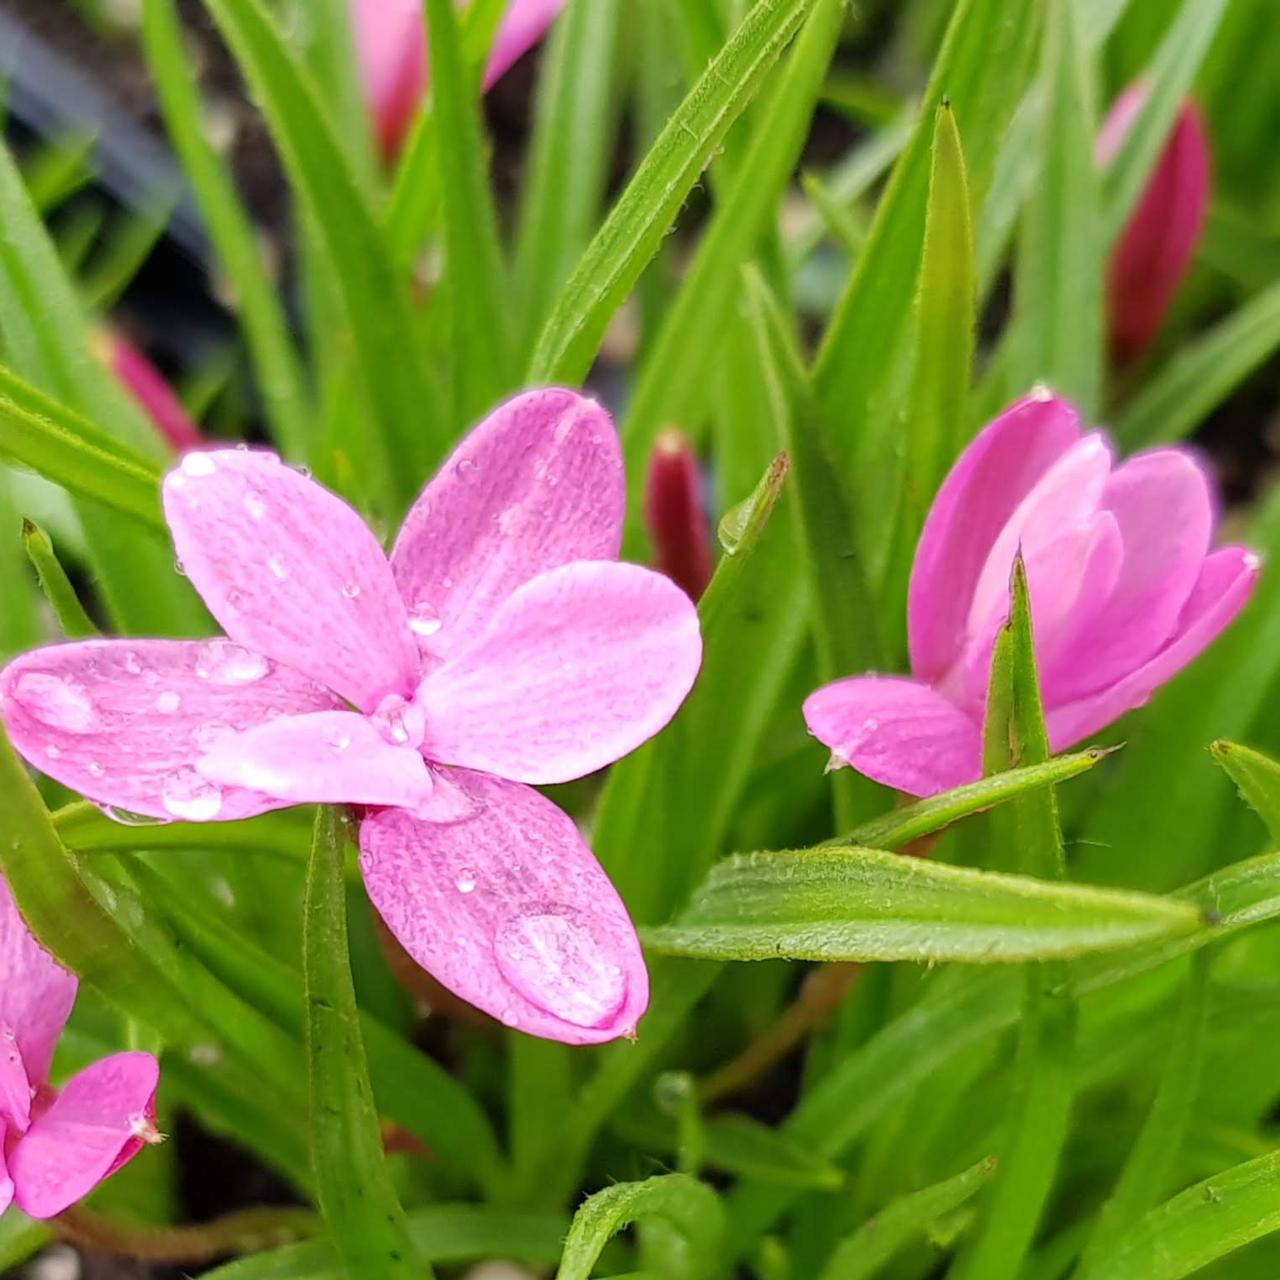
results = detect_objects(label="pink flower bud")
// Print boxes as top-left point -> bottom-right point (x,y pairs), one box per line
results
644,430 -> 713,603
96,330 -> 203,454
351,0 -> 568,162
1098,87 -> 1211,363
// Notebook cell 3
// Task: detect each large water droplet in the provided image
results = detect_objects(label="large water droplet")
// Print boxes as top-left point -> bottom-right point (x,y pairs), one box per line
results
161,769 -> 223,821
267,553 -> 290,581
493,909 -> 627,1029
408,602 -> 442,638
154,691 -> 181,714
98,804 -> 169,828
195,640 -> 269,685
13,673 -> 99,733
181,452 -> 217,477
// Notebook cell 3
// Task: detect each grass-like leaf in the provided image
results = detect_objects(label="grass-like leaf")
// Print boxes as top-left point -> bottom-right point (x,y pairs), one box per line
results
1210,740 -> 1280,843
21,518 -> 98,637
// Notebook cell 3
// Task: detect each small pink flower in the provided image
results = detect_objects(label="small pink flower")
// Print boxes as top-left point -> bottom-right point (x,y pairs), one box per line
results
95,330 -> 204,454
1099,86 -> 1210,363
804,393 -> 1257,798
644,430 -> 713,603
0,391 -> 702,1044
353,0 -> 568,160
1,874 -> 160,1220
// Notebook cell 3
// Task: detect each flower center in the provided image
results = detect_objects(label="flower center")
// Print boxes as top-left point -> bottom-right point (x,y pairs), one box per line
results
370,693 -> 426,751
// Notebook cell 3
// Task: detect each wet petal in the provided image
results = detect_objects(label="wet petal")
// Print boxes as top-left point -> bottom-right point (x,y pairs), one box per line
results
418,562 -> 701,784
0,874 -> 77,1089
803,676 -> 982,798
359,770 -> 647,1045
196,710 -> 434,809
391,390 -> 624,663
0,1024 -> 31,1132
163,450 -> 419,712
1047,547 -> 1259,750
909,394 -> 1083,682
0,640 -> 341,823
0,1142 -> 11,1217
10,1052 -> 160,1220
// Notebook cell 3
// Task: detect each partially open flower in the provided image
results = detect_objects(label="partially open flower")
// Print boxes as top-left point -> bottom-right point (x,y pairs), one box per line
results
1099,86 -> 1211,363
352,0 -> 568,161
95,330 -> 203,454
1,875 -> 160,1220
644,430 -> 713,603
804,392 -> 1257,797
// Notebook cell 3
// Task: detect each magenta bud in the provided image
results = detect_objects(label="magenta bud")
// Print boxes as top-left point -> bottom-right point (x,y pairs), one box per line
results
1098,87 -> 1210,364
97,330 -> 203,454
644,430 -> 713,603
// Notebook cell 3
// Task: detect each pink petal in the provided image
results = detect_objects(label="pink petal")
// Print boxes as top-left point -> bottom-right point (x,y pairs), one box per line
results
0,1027 -> 32,1132
1049,449 -> 1213,703
351,0 -> 426,160
417,562 -> 701,784
0,874 -> 77,1090
1047,546 -> 1259,750
0,1142 -> 12,1217
0,640 -> 341,823
803,676 -> 982,798
195,710 -> 433,809
391,390 -> 623,664
163,450 -> 420,713
359,770 -> 647,1045
909,395 -> 1084,683
10,1052 -> 160,1220
483,0 -> 568,88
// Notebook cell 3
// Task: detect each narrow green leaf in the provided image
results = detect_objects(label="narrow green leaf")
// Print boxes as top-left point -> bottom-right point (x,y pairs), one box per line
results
844,749 -> 1112,851
1076,951 -> 1212,1273
1210,740 -> 1280,843
141,0 -> 312,460
819,1157 -> 998,1280
798,170 -> 869,255
702,1114 -> 844,1190
1079,1151 -> 1280,1280
21,518 -> 98,637
24,130 -> 98,215
555,1175 -> 725,1280
644,844 -> 1201,964
422,0 -> 512,422
303,806 -> 421,1280
1007,0 -> 1102,416
82,197 -> 177,313
526,0 -> 816,384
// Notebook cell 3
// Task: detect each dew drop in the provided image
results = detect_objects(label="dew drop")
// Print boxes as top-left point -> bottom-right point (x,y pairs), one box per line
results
195,640 -> 269,685
455,458 -> 477,481
243,490 -> 267,520
341,582 -> 361,600
267,553 -> 290,580
408,602 -> 442,638
454,870 -> 476,894
173,558 -> 187,577
493,908 -> 627,1029
123,651 -> 143,676
181,452 -> 217,477
13,673 -> 99,733
86,760 -> 104,777
161,769 -> 223,821
45,744 -> 61,760
98,804 -> 169,828
154,691 -> 181,714
327,730 -> 352,753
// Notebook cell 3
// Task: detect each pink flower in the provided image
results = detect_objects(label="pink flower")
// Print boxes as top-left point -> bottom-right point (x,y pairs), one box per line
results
1,874 -> 160,1220
804,393 -> 1257,798
1098,86 -> 1210,363
353,0 -> 568,160
96,330 -> 204,454
644,430 -> 713,603
0,390 -> 702,1044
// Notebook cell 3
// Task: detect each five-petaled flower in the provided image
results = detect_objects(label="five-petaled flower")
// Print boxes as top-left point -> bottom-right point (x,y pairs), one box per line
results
0,390 -> 703,1045
1,874 -> 160,1220
804,392 -> 1258,798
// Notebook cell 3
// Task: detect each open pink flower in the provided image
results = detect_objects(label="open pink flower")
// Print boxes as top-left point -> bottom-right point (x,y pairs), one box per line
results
353,0 -> 568,160
1,874 -> 160,1220
0,390 -> 701,1044
1099,86 -> 1210,363
804,392 -> 1257,798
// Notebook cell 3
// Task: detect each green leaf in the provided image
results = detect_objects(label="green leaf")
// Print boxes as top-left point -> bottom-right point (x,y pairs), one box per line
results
618,0 -> 848,514
527,0 -> 817,384
1210,740 -> 1280,843
303,806 -> 421,1280
819,1157 -> 998,1280
82,197 -> 178,313
1006,0 -> 1102,417
21,518 -> 98,637
555,1175 -> 725,1280
1077,1151 -> 1280,1280
422,0 -> 512,423
844,749 -> 1112,851
701,1114 -> 845,1190
140,0 -> 312,459
643,844 -> 1202,964
202,0 -> 446,509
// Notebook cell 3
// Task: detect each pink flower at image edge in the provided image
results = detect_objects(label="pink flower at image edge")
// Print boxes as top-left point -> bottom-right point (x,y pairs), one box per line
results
353,0 -> 568,160
0,390 -> 703,1046
804,392 -> 1258,798
1,875 -> 159,1220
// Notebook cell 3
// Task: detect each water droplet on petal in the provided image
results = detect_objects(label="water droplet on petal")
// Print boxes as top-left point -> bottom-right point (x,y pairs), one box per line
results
86,761 -> 104,777
455,458 -> 477,481
455,870 -> 476,894
98,804 -> 169,828
45,744 -> 61,760
195,640 -> 269,685
161,769 -> 223,821
173,558 -> 187,577
154,691 -> 181,714
181,453 -> 217,477
327,730 -> 351,753
13,673 -> 99,733
123,651 -> 143,676
341,582 -> 361,600
267,553 -> 289,581
408,602 -> 442,638
243,490 -> 267,520
493,909 -> 627,1030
